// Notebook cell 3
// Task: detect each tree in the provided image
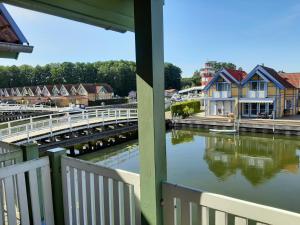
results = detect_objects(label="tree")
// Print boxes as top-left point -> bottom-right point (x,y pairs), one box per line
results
0,60 -> 183,96
210,62 -> 236,72
164,63 -> 182,90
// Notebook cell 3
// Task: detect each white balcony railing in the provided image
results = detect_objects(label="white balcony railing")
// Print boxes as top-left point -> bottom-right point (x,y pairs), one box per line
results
212,91 -> 231,98
248,90 -> 266,98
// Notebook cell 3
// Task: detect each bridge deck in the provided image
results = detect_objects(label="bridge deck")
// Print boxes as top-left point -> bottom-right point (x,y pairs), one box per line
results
3,116 -> 131,143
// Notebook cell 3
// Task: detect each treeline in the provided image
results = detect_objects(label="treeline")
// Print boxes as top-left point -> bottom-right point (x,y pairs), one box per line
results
0,60 -> 182,96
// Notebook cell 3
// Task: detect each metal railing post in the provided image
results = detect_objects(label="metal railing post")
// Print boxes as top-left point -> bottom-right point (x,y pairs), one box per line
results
82,111 -> 85,120
96,109 -> 98,118
115,109 -> 117,124
102,111 -> 104,126
7,121 -> 11,135
49,114 -> 53,137
26,124 -> 30,143
30,116 -> 33,130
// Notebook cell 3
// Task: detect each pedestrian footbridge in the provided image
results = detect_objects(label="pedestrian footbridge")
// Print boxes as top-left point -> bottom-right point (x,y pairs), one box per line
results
0,108 -> 138,144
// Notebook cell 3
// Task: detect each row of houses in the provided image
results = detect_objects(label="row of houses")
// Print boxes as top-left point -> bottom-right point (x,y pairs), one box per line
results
0,83 -> 114,106
204,65 -> 300,118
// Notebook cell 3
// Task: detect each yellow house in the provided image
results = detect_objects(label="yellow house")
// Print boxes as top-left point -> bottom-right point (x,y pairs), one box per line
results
204,68 -> 246,116
240,65 -> 298,118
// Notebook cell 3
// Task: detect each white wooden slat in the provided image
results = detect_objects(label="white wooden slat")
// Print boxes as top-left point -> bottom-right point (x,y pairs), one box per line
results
41,166 -> 54,225
215,210 -> 227,225
174,198 -> 181,225
202,206 -> 209,225
61,164 -> 70,225
29,169 -> 42,225
70,167 -> 77,225
4,176 -> 17,225
180,200 -> 190,225
118,182 -> 125,225
256,223 -> 267,225
0,180 -> 4,225
235,217 -> 248,225
77,169 -> 84,225
99,176 -> 105,225
16,173 -> 30,225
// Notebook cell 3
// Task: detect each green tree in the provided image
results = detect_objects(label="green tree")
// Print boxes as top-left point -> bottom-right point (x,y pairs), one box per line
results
210,62 -> 237,72
164,63 -> 182,90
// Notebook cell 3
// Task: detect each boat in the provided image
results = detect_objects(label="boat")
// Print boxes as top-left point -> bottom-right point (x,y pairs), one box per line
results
209,129 -> 237,134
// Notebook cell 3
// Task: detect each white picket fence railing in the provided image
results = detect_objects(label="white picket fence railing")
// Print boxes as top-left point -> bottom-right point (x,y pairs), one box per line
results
0,157 -> 54,225
163,182 -> 300,225
61,156 -> 141,225
0,108 -> 138,141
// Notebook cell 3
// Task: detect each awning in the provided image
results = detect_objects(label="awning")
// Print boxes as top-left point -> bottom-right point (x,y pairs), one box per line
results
205,98 -> 236,101
239,98 -> 274,103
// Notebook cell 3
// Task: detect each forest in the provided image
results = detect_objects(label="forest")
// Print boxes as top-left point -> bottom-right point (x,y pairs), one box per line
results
0,60 -> 182,96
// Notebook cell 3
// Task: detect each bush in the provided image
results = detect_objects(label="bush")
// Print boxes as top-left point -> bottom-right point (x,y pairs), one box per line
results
171,100 -> 200,118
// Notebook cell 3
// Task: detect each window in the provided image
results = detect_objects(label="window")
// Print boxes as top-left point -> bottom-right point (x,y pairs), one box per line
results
259,103 -> 266,113
243,103 -> 249,115
268,103 -> 274,114
250,82 -> 258,91
249,81 -> 265,91
216,82 -> 230,92
285,99 -> 292,109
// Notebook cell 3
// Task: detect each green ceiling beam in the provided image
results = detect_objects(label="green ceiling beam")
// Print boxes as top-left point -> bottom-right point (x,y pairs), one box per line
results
3,0 -> 134,32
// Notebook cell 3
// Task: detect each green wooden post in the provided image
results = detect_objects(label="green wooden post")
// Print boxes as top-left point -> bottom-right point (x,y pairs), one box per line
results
47,147 -> 66,225
21,143 -> 39,161
134,0 -> 166,225
21,143 -> 42,222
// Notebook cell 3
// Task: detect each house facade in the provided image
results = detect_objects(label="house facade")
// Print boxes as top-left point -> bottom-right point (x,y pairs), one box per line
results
204,68 -> 246,116
204,65 -> 299,118
0,83 -> 114,106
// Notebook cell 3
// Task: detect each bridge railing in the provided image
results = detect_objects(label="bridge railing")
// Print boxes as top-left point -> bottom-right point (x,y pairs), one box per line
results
0,108 -> 138,141
0,103 -> 59,111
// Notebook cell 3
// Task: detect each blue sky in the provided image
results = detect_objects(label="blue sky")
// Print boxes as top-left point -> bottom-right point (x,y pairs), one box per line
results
1,0 -> 300,77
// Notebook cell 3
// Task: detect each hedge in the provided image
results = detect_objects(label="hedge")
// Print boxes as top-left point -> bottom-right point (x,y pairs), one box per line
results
171,100 -> 201,118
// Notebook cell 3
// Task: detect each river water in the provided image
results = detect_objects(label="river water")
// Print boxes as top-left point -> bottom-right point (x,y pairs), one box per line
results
80,128 -> 300,213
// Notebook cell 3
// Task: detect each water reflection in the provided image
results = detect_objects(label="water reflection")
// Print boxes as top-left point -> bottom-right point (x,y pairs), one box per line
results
171,129 -> 300,185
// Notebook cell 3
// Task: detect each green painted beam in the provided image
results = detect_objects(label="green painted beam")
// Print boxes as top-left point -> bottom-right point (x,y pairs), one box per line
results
134,0 -> 166,224
3,0 -> 134,32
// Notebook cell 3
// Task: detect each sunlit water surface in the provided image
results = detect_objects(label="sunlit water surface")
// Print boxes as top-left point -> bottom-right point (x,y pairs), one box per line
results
80,128 -> 300,213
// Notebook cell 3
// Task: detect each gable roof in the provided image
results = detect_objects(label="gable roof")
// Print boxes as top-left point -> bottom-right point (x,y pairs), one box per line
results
0,4 -> 33,59
279,73 -> 300,89
226,69 -> 247,82
203,68 -> 245,91
242,65 -> 295,89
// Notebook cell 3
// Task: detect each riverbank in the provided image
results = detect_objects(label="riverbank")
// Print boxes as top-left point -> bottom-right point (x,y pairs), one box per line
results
170,115 -> 300,135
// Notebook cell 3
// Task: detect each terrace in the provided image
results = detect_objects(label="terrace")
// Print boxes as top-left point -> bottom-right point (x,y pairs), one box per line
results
1,1 -> 300,225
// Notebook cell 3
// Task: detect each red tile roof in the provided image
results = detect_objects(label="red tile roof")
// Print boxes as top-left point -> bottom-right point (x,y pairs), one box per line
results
279,73 -> 300,89
225,68 -> 247,82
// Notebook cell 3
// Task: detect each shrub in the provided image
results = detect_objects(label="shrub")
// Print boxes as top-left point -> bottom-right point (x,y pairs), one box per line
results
171,100 -> 200,118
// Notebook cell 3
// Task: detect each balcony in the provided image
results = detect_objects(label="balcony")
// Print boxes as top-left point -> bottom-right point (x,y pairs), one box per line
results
213,91 -> 231,98
247,90 -> 266,98
2,146 -> 300,225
